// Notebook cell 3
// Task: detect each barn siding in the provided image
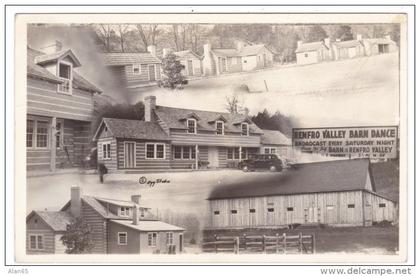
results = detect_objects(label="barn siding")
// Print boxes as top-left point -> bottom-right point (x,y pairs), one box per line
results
81,200 -> 107,254
208,191 -> 389,229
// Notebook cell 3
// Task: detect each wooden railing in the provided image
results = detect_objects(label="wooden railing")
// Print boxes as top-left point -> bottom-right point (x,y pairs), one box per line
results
202,232 -> 315,254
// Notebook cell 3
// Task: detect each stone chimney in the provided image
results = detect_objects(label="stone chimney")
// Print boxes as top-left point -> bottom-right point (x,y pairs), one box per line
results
297,41 -> 303,48
41,40 -> 63,54
356,34 -> 362,41
144,96 -> 156,122
70,186 -> 81,218
324,37 -> 330,47
132,204 -> 139,225
147,45 -> 157,57
385,34 -> 391,40
131,195 -> 141,204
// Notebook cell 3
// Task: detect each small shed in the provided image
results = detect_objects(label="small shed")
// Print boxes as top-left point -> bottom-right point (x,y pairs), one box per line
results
206,159 -> 397,229
173,50 -> 203,77
260,129 -> 293,159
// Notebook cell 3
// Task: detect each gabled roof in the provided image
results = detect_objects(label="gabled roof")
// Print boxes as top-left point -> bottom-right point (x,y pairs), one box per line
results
261,129 -> 292,146
154,106 -> 263,134
208,159 -> 391,200
333,39 -> 363,48
101,52 -> 161,66
27,46 -> 102,94
173,49 -> 201,60
295,41 -> 327,53
34,49 -> 82,67
370,160 -> 399,202
95,197 -> 150,209
111,219 -> 185,232
93,118 -> 170,141
212,44 -> 274,57
212,48 -> 240,57
27,211 -> 74,232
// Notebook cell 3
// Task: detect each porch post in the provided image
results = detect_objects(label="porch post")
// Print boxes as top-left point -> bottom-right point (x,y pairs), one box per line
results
50,117 -> 57,172
195,144 -> 199,170
239,146 -> 242,162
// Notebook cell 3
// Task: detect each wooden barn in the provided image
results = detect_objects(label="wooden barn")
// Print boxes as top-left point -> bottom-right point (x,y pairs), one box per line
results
206,159 -> 397,229
27,41 -> 102,171
27,186 -> 185,254
102,45 -> 161,88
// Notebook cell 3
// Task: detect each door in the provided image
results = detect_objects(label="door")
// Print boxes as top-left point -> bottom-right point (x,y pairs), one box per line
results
208,147 -> 219,168
364,204 -> 373,226
148,65 -> 156,81
326,205 -> 336,224
124,142 -> 136,168
263,53 -> 267,67
306,207 -> 317,223
179,234 -> 183,252
187,60 -> 193,76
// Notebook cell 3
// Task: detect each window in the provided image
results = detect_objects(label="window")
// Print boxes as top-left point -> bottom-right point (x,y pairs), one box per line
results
214,211 -> 220,215
267,208 -> 275,213
133,64 -> 141,75
241,148 -> 248,160
230,210 -> 237,214
174,146 -> 182,159
287,207 -> 294,212
140,208 -> 145,218
56,121 -> 63,148
264,147 -> 276,155
174,146 -> 196,160
304,53 -> 309,58
145,143 -> 165,159
241,123 -> 249,136
148,232 -> 158,247
57,61 -> 72,94
243,60 -> 247,63
347,204 -> 355,209
379,203 -> 386,208
187,119 -> 196,134
120,207 -> 130,217
249,209 -> 256,213
29,234 -> 44,250
27,120 -> 34,147
182,146 -> 190,159
166,232 -> 174,245
36,121 -> 49,148
227,147 -> 240,160
118,232 -> 127,245
102,142 -> 111,160
216,121 -> 224,135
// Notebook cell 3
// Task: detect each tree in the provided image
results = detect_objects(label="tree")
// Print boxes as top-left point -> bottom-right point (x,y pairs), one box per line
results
225,95 -> 245,114
159,53 -> 186,89
301,25 -> 328,42
251,109 -> 297,137
95,24 -> 114,52
334,25 -> 354,41
60,218 -> 94,254
116,24 -> 130,52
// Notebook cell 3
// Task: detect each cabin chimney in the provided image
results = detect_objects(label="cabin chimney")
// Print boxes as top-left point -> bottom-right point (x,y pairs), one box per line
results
41,40 -> 63,54
131,195 -> 141,204
144,96 -> 156,122
70,186 -> 81,218
147,45 -> 157,57
324,37 -> 330,47
132,204 -> 139,225
385,34 -> 391,40
356,34 -> 362,41
297,40 -> 303,48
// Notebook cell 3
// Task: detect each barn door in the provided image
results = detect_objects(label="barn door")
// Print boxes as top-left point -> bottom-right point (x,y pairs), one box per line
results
124,142 -> 136,168
364,204 -> 373,226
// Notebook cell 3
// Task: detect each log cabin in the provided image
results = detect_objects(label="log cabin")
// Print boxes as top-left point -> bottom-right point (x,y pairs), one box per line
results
27,41 -> 103,171
101,45 -> 162,89
162,48 -> 203,78
206,159 -> 397,230
202,39 -> 275,76
93,96 -> 283,172
26,186 -> 184,254
295,38 -> 333,65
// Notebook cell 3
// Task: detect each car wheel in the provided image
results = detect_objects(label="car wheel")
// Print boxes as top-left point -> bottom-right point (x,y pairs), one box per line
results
242,165 -> 249,172
269,165 -> 277,172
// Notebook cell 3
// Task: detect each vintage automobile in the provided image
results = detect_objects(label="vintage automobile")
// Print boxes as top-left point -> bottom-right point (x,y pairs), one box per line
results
239,154 -> 284,172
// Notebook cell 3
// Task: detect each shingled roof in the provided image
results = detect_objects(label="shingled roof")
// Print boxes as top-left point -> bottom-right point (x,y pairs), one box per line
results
101,52 -> 161,66
27,211 -> 75,232
212,44 -> 273,57
333,39 -> 363,48
295,41 -> 328,53
27,46 -> 102,94
207,159 -> 393,200
95,118 -> 170,141
154,105 -> 263,134
261,129 -> 291,146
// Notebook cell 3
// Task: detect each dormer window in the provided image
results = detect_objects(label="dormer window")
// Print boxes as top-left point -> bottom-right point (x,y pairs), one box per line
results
57,61 -> 72,94
216,121 -> 224,135
187,119 -> 196,134
120,207 -> 131,217
241,123 -> 249,136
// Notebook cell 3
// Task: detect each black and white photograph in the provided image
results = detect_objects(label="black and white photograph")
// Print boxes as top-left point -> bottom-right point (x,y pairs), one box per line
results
8,7 -> 413,267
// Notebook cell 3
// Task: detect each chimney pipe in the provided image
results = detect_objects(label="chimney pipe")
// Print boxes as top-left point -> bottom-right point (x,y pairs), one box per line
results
147,45 -> 157,57
144,96 -> 156,122
41,40 -> 63,54
297,41 -> 303,48
132,204 -> 139,225
356,34 -> 362,41
131,195 -> 141,204
70,186 -> 81,218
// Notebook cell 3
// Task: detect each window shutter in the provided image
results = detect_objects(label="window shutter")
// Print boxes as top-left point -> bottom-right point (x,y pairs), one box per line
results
98,142 -> 103,160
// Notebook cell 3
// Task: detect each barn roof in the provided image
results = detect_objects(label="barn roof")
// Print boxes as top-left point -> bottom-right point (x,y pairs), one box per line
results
111,219 -> 185,232
27,211 -> 75,232
208,159 -> 386,200
295,41 -> 327,53
93,118 -> 170,141
101,52 -> 161,66
27,46 -> 103,94
154,105 -> 263,134
369,160 -> 399,202
261,129 -> 291,146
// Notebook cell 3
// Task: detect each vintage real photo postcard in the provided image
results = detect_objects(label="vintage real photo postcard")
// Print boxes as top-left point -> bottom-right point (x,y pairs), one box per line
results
13,11 -> 410,264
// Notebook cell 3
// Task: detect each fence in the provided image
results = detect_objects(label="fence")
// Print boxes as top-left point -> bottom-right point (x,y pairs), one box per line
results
202,232 -> 315,254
